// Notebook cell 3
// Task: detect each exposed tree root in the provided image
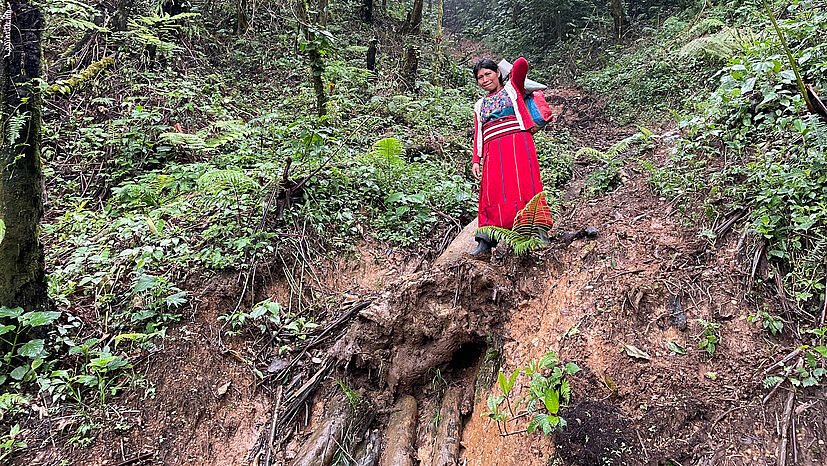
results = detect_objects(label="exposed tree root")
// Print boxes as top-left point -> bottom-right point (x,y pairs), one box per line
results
378,395 -> 418,466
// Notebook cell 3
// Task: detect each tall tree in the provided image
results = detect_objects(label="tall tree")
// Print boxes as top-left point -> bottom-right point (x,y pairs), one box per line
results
0,0 -> 46,311
296,0 -> 328,116
404,0 -> 424,34
610,0 -> 627,38
360,0 -> 373,23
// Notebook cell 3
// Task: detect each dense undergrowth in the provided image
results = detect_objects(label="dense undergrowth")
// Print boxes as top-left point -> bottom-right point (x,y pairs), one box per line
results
4,0 -> 827,460
1,0 -> 579,454
650,2 -> 827,324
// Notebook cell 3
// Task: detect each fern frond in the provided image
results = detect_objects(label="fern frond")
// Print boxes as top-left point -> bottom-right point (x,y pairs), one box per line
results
575,147 -> 606,159
680,27 -> 760,60
197,169 -> 259,193
159,132 -> 209,151
577,132 -> 648,162
0,393 -> 28,413
205,120 -> 249,148
370,137 -> 404,164
803,235 -> 827,268
477,192 -> 553,256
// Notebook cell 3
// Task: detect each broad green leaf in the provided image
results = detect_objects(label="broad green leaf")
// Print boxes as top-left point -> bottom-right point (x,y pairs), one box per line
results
22,311 -> 61,327
0,306 -> 23,319
667,341 -> 686,355
0,219 -> 5,245
527,417 -> 538,433
487,395 -> 504,412
508,368 -> 519,393
544,390 -> 560,414
134,274 -> 159,293
542,416 -> 553,435
10,366 -> 28,380
540,351 -> 558,369
802,376 -> 818,387
498,371 -> 508,395
564,362 -> 581,375
163,291 -> 187,307
0,324 -> 16,336
17,339 -> 45,359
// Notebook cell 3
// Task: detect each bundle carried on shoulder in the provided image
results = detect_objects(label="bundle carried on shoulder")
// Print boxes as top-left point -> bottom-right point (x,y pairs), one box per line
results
498,59 -> 554,129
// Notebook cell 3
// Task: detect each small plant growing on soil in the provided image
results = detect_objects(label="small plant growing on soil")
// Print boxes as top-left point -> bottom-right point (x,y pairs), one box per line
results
695,319 -> 721,356
481,351 -> 580,436
747,308 -> 784,336
0,423 -> 26,462
763,328 -> 827,391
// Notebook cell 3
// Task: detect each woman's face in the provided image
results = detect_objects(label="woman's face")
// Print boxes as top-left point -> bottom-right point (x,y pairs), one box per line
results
476,68 -> 501,93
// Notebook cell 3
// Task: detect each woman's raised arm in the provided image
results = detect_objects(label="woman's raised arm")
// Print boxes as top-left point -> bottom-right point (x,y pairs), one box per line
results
510,57 -> 528,95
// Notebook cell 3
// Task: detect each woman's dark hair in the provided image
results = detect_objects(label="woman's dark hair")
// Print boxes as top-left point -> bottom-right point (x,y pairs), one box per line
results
473,59 -> 503,84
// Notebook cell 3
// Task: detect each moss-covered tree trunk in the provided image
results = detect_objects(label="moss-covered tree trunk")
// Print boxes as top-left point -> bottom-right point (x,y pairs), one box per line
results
0,0 -> 46,311
296,0 -> 327,117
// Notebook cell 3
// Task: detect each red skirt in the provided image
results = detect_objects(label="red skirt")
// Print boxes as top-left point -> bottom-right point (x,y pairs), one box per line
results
478,115 -> 550,229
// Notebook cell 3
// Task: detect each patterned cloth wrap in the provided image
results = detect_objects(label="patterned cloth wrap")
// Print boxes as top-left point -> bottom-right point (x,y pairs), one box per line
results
480,88 -> 515,124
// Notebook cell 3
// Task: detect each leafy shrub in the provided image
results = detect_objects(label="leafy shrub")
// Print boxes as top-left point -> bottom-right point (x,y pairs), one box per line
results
652,3 -> 827,315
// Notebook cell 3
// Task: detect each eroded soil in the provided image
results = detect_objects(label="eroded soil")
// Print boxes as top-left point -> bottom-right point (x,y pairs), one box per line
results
17,85 -> 827,466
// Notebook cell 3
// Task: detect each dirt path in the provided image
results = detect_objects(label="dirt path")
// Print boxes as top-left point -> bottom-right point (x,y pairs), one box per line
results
455,88 -> 826,465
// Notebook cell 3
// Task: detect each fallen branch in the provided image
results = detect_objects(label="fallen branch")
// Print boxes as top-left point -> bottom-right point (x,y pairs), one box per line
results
778,387 -> 796,466
113,452 -> 153,466
762,348 -> 803,376
271,300 -> 371,383
263,385 -> 283,466
777,357 -> 803,466
276,360 -> 334,437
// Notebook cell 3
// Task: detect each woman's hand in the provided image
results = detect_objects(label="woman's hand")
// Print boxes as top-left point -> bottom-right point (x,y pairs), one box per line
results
472,162 -> 481,180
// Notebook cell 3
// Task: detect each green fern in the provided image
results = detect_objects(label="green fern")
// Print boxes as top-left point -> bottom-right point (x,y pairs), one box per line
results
159,132 -> 208,151
680,27 -> 760,60
205,120 -> 248,148
197,169 -> 259,193
0,393 -> 28,414
476,192 -> 553,256
370,137 -> 404,164
5,111 -> 28,146
575,131 -> 649,162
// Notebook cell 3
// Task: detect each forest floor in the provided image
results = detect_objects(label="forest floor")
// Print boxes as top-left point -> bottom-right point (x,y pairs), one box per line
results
18,64 -> 827,466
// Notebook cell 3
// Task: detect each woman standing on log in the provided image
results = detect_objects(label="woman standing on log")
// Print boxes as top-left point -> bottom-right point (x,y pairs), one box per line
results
470,57 -> 552,256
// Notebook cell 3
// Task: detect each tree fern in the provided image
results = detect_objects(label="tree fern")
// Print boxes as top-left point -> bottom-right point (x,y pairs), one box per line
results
476,191 -> 553,256
197,169 -> 259,193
